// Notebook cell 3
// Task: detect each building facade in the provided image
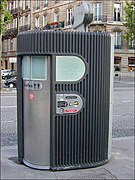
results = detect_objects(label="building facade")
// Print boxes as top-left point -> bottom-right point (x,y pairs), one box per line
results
1,0 -> 135,73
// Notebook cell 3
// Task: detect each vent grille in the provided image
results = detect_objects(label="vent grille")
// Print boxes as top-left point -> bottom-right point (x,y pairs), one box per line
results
55,80 -> 86,98
53,74 -> 109,169
51,32 -> 110,169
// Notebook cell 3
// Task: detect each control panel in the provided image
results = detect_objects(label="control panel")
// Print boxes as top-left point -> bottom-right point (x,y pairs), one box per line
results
56,94 -> 83,114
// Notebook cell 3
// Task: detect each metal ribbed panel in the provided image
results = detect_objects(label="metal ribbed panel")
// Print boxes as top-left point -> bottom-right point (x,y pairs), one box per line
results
17,31 -> 111,170
51,32 -> 110,170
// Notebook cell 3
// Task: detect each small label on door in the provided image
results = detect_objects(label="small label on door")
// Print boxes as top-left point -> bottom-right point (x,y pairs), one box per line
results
28,92 -> 35,100
24,81 -> 43,90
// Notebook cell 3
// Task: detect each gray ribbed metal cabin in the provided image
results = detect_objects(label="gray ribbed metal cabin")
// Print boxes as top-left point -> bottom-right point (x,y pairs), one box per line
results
17,30 -> 114,171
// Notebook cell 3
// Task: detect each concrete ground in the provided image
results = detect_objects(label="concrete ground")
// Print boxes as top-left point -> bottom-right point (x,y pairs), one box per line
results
1,136 -> 134,180
1,72 -> 134,179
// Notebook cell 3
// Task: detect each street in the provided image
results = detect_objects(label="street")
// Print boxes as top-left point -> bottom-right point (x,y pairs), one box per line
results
1,92 -> 17,146
1,81 -> 134,147
113,85 -> 134,138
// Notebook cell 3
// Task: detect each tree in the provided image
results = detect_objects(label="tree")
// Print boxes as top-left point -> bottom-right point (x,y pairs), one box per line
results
123,0 -> 135,48
0,0 -> 12,35
0,0 -> 12,81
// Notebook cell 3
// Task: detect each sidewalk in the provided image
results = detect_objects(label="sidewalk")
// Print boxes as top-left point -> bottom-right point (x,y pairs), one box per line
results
1,136 -> 134,180
114,71 -> 135,85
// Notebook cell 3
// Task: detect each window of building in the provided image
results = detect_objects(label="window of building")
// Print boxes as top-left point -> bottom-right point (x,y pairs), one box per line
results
54,11 -> 59,22
13,19 -> 15,28
11,63 -> 14,70
114,31 -> 121,49
43,15 -> 47,27
11,2 -> 14,9
9,2 -> 11,10
114,3 -> 121,21
35,17 -> 39,27
22,1 -> 24,10
20,16 -> 23,26
5,60 -> 8,69
25,16 -> 28,25
13,1 -> 15,9
44,0 -> 48,7
56,56 -> 86,81
14,18 -> 17,28
8,3 -> 10,11
36,0 -> 40,9
1,61 -> 3,68
12,18 -> 16,28
28,14 -> 30,25
11,21 -> 13,29
2,41 -> 4,52
93,3 -> 102,21
10,39 -> 13,51
8,39 -> 10,51
15,18 -> 17,27
128,57 -> 135,71
55,0 -> 60,3
25,0 -> 28,9
4,40 -> 8,52
15,0 -> 18,9
7,23 -> 10,29
129,40 -> 135,49
14,38 -> 17,50
19,1 -> 22,8
66,8 -> 72,26
114,56 -> 121,71
128,34 -> 135,49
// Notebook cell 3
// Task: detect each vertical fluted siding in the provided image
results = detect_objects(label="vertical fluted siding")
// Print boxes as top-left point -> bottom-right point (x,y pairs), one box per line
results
17,30 -> 111,170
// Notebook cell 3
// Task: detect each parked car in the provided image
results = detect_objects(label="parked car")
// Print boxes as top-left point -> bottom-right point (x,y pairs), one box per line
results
4,76 -> 17,88
1,69 -> 10,79
4,70 -> 17,79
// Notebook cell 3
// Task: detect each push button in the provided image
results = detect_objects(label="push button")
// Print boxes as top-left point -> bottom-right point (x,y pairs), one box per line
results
73,101 -> 79,106
60,108 -> 64,113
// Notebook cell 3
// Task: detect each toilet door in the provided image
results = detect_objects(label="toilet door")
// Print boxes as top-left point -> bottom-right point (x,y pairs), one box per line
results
22,56 -> 51,169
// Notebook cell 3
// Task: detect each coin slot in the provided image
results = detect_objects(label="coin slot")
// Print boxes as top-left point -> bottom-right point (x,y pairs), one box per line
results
58,101 -> 68,108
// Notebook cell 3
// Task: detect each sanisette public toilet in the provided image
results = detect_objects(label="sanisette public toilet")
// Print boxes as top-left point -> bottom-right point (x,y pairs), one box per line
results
17,30 -> 114,170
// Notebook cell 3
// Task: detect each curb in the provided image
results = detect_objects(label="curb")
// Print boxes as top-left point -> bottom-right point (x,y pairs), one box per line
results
114,81 -> 135,85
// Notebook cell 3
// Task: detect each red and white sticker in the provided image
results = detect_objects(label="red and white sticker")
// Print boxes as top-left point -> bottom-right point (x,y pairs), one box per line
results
65,109 -> 78,113
28,92 -> 35,100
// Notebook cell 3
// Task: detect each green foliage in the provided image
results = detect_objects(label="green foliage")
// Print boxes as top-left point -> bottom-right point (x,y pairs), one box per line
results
0,0 -> 12,35
123,0 -> 135,45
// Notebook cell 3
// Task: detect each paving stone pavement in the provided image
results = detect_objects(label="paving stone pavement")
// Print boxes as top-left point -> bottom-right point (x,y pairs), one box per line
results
1,137 -> 134,180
